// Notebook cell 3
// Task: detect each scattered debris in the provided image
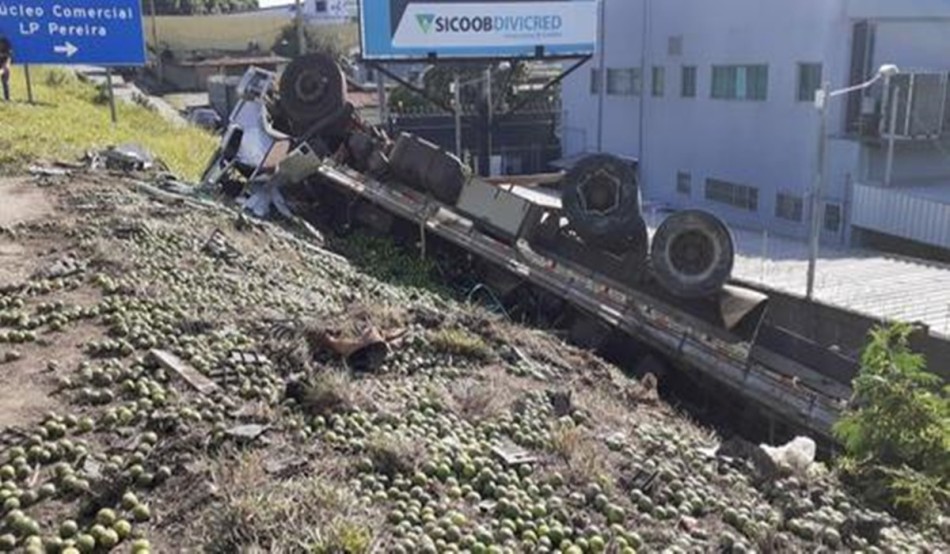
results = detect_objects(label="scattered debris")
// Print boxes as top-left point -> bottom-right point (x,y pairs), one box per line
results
224,424 -> 270,444
28,165 -> 71,178
149,349 -> 219,395
101,144 -> 155,172
760,436 -> 817,475
710,435 -> 782,483
491,440 -> 538,467
31,255 -> 86,280
546,389 -> 573,417
201,229 -> 241,263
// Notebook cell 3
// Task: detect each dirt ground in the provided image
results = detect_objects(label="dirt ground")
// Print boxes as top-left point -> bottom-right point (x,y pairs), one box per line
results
0,170 -> 944,554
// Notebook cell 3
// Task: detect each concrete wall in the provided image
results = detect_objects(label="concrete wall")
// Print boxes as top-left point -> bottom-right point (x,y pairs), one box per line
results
561,0 -> 950,243
742,279 -> 950,381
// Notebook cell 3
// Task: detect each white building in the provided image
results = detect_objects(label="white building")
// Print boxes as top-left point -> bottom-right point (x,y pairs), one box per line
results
240,0 -> 357,24
561,0 -> 950,256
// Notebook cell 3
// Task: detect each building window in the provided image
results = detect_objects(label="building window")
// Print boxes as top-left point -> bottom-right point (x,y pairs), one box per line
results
775,192 -> 804,221
681,66 -> 696,98
315,1 -> 327,12
705,178 -> 759,211
590,68 -> 601,94
607,68 -> 641,96
824,203 -> 842,232
676,171 -> 691,195
797,63 -> 822,102
711,64 -> 768,100
652,66 -> 665,97
668,35 -> 683,56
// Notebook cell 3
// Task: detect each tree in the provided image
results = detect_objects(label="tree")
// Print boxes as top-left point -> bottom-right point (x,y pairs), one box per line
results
271,23 -> 355,61
834,323 -> 950,522
143,0 -> 259,16
388,62 -> 530,113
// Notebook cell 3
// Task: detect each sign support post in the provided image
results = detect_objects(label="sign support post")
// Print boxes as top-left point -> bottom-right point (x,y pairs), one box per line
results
106,68 -> 118,124
23,64 -> 34,104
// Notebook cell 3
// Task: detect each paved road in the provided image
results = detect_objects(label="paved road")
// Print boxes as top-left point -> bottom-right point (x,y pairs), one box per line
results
70,65 -> 189,127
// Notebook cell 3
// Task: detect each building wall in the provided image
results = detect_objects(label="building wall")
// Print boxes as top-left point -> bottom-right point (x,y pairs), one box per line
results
152,15 -> 290,53
561,0 -> 950,242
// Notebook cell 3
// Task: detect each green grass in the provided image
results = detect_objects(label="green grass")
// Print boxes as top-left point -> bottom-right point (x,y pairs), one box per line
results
0,66 -> 216,181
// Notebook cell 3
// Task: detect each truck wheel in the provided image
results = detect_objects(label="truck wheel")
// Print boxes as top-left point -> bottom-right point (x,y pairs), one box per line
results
562,154 -> 642,251
279,53 -> 346,130
650,210 -> 734,298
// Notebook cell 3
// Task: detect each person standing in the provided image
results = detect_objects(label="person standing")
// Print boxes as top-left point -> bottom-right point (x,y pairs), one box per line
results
0,37 -> 12,102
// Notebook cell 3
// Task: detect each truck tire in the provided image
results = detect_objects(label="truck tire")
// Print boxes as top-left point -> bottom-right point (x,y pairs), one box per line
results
279,53 -> 346,131
562,154 -> 643,252
650,210 -> 734,298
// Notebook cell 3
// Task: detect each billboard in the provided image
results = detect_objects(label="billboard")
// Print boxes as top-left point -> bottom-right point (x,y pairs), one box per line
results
359,0 -> 597,61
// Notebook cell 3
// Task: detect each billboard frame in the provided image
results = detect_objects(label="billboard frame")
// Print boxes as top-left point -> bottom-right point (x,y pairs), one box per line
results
357,0 -> 597,64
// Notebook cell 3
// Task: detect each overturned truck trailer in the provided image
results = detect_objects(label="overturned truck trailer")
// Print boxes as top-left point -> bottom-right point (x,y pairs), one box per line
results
201,54 -> 850,439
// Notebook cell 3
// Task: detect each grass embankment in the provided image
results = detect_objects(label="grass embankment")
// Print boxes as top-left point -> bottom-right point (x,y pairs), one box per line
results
0,66 -> 216,180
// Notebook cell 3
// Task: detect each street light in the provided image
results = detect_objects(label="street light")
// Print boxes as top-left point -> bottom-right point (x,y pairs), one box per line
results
806,63 -> 900,300
450,62 -> 512,168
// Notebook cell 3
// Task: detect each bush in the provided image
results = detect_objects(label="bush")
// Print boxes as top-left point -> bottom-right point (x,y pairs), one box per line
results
429,328 -> 492,360
833,323 -> 950,522
44,68 -> 75,88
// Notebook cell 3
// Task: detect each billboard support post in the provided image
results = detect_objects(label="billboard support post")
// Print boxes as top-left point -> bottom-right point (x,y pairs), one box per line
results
485,67 -> 493,173
376,70 -> 389,132
366,61 -> 455,113
453,73 -> 463,157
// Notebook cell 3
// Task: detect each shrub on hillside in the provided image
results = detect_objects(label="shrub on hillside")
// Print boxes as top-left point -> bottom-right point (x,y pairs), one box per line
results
834,323 -> 950,522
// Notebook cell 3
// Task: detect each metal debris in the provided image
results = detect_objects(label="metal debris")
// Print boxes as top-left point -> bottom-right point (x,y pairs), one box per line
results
28,166 -> 71,178
321,325 -> 390,373
201,229 -> 241,263
547,389 -> 573,417
149,349 -> 219,395
101,144 -> 155,172
228,350 -> 270,366
32,256 -> 86,280
224,424 -> 270,443
491,440 -> 538,467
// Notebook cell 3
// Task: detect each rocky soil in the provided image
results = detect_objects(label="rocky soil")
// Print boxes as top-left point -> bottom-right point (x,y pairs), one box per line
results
0,171 -> 945,553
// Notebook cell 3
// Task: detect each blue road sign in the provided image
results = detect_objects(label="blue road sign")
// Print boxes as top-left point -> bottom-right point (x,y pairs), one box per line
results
0,1 -> 146,66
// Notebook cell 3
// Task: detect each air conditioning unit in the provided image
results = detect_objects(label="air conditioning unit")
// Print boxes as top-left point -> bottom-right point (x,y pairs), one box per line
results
880,71 -> 949,139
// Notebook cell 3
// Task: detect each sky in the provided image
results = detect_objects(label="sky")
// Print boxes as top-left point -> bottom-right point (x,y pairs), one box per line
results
258,0 -> 294,7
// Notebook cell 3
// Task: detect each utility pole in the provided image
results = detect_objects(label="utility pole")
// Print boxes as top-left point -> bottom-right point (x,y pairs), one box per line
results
453,72 -> 462,157
485,66 -> 494,175
149,0 -> 162,83
807,81 -> 830,300
884,82 -> 900,187
376,69 -> 388,132
595,0 -> 606,152
295,0 -> 306,56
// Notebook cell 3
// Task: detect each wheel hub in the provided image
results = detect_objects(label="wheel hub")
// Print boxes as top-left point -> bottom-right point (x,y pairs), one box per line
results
669,230 -> 715,276
577,168 -> 622,215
